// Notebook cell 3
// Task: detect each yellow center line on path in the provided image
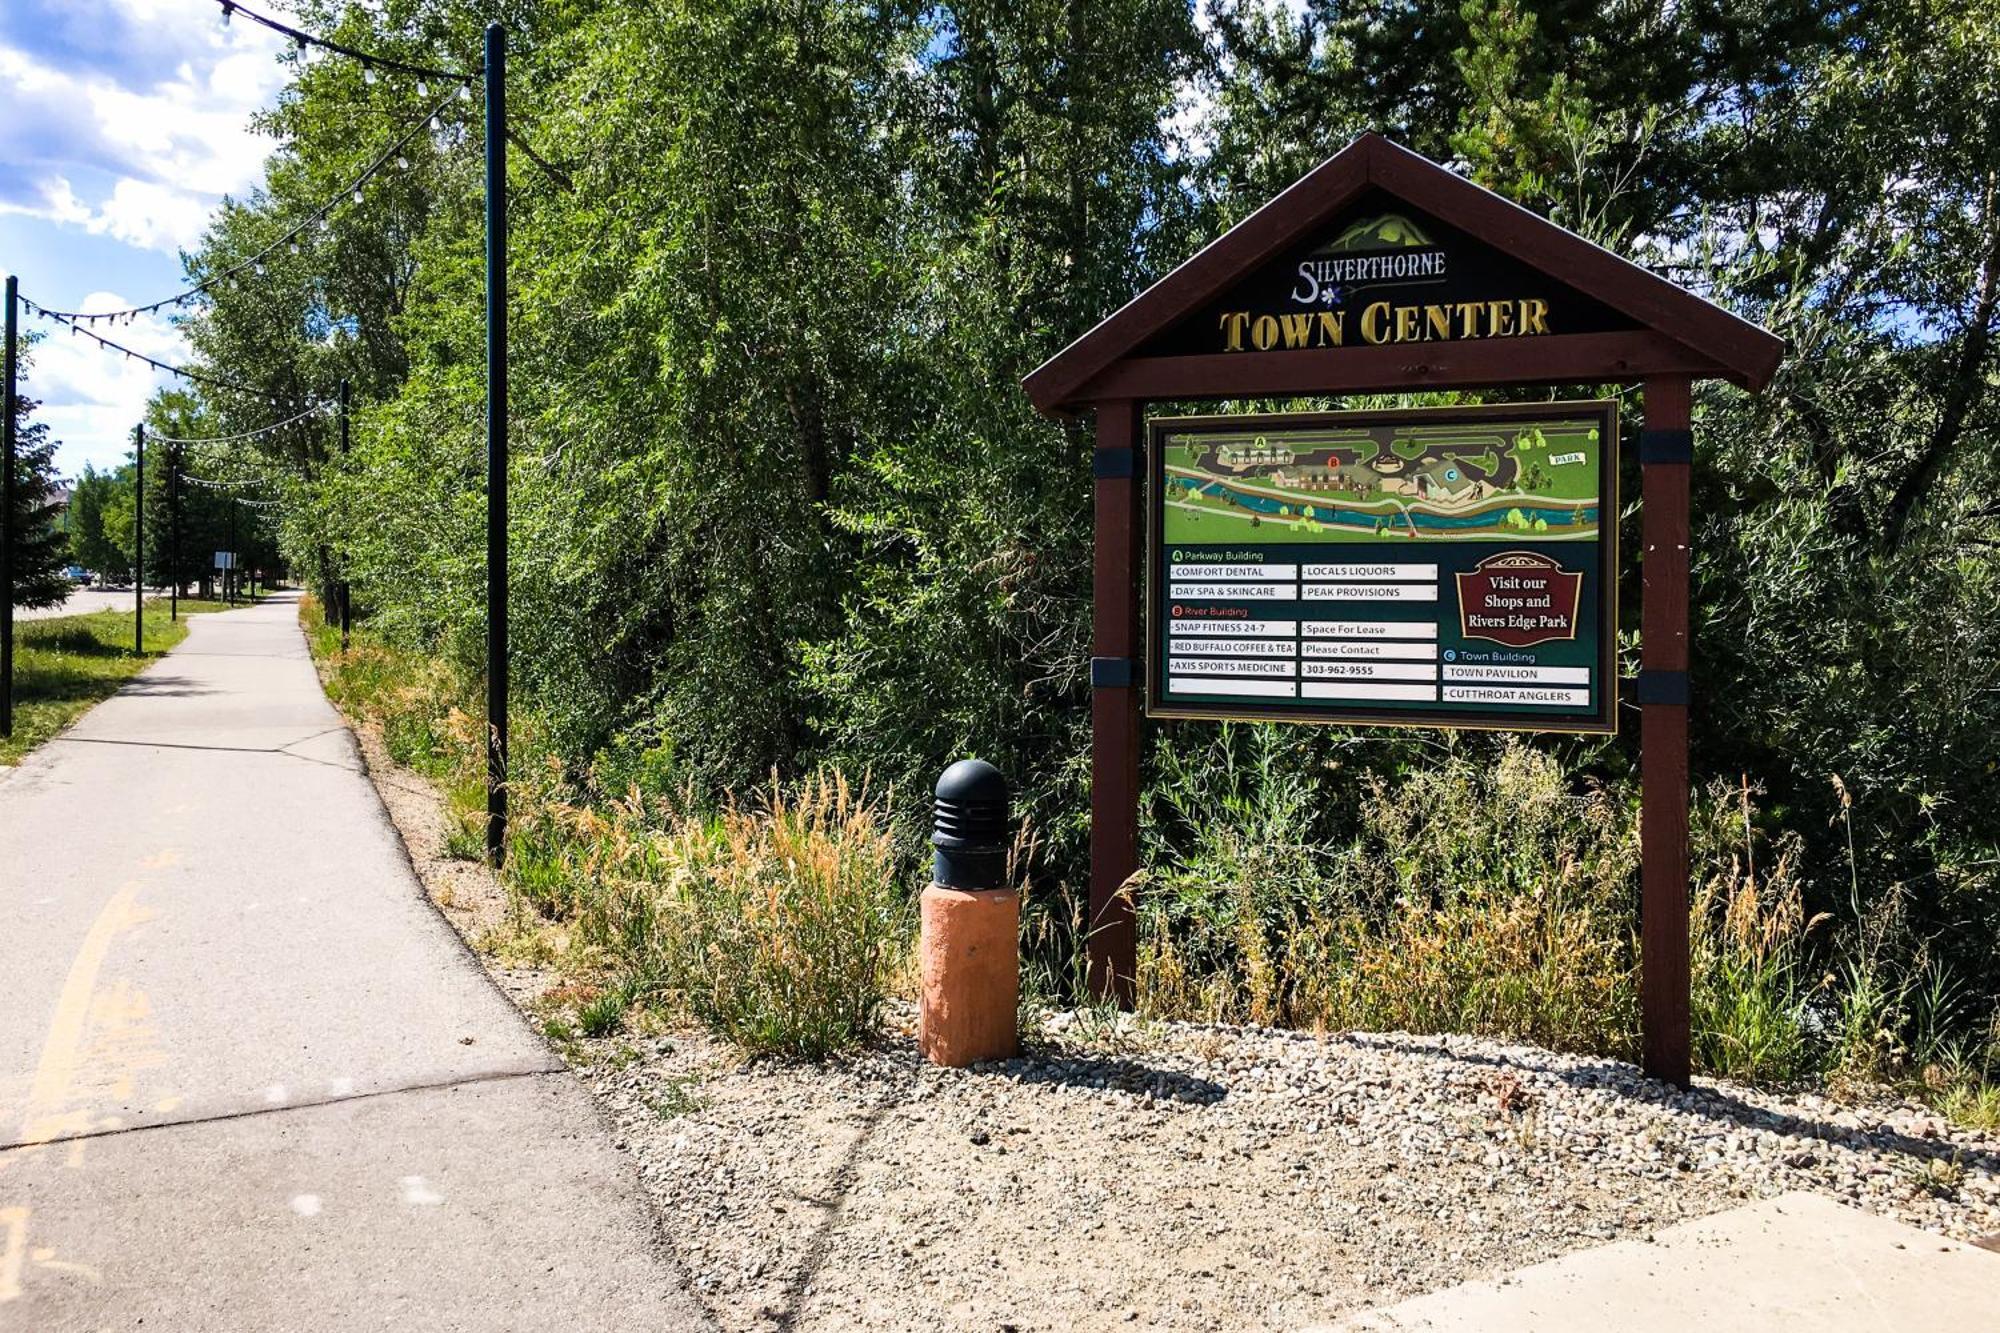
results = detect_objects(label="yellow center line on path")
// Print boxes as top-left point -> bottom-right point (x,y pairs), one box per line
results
1,862 -> 174,1306
11,878 -> 152,1150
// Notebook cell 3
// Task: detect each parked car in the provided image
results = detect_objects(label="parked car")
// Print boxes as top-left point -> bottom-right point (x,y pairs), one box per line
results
65,566 -> 95,586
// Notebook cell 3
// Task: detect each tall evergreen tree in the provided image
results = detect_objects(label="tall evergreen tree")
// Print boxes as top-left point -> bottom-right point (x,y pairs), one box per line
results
7,350 -> 71,609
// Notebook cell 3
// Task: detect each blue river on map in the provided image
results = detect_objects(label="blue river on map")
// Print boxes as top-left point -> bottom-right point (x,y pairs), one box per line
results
1189,482 -> 1597,531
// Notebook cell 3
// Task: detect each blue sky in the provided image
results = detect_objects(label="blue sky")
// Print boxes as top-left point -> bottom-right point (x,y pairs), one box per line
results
0,0 -> 290,475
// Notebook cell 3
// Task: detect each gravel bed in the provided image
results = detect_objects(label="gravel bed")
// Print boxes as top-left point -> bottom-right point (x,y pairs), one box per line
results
340,698 -> 2000,1332
566,1010 -> 2000,1333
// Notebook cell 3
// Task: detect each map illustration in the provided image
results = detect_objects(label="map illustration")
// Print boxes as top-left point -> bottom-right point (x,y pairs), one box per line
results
1160,416 -> 1602,544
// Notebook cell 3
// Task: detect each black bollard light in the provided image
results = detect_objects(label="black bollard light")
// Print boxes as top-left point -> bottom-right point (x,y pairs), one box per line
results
920,758 -> 1020,1066
930,758 -> 1011,890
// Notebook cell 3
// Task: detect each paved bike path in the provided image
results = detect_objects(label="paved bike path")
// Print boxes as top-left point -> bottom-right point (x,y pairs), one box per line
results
0,593 -> 707,1329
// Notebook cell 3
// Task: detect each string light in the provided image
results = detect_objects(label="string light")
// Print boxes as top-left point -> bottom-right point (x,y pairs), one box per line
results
210,0 -> 480,84
150,405 -> 328,449
27,91 -> 455,324
182,472 -> 276,492
18,299 -> 285,400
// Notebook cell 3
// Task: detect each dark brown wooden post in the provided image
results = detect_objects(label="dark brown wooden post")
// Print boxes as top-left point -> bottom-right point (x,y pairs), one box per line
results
1088,399 -> 1144,1005
1640,374 -> 1693,1087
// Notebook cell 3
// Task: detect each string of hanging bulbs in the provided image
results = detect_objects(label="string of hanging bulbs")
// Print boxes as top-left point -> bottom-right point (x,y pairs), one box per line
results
16,300 -> 284,399
215,0 -> 480,86
180,471 -> 274,491
148,402 -> 332,447
25,90 -> 460,326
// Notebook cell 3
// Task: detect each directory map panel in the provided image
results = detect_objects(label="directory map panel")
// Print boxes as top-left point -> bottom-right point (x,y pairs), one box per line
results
1147,404 -> 1618,733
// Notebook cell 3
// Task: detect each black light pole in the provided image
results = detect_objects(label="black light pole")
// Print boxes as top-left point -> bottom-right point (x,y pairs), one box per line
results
484,21 -> 509,866
169,445 -> 180,622
133,423 -> 144,654
2,273 -> 16,737
228,497 -> 237,606
338,378 -> 352,650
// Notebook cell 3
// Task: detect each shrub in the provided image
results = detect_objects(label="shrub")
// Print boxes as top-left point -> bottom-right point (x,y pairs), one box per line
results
1139,738 -> 1642,1056
580,773 -> 908,1059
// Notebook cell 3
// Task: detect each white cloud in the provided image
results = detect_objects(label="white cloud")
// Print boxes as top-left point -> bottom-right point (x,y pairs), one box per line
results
95,177 -> 220,251
0,6 -> 288,253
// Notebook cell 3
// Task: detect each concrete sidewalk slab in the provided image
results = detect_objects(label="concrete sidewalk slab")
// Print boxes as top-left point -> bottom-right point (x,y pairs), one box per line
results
0,593 -> 709,1328
0,1074 -> 692,1331
0,595 -> 555,1140
1339,1192 -> 1995,1332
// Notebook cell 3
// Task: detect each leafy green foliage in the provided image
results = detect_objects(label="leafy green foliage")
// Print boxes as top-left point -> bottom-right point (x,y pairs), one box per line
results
156,1 -> 2000,1098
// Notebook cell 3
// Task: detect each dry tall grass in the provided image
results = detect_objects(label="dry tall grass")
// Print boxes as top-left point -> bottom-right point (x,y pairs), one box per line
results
531,773 -> 908,1058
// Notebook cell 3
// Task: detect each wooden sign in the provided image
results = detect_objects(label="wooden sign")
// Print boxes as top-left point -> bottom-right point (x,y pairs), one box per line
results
1148,403 -> 1617,732
1023,132 -> 1785,1089
1137,190 -> 1637,360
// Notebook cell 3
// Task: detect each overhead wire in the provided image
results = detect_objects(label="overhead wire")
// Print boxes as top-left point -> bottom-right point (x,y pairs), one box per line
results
149,402 -> 331,447
17,300 -> 284,400
214,0 -> 480,85
26,90 -> 461,324
180,471 -> 274,491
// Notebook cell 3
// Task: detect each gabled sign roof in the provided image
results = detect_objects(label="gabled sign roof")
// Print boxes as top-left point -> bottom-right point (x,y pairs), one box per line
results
1024,133 -> 1782,413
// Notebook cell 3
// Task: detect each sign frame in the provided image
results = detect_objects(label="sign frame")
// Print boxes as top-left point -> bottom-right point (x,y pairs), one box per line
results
1021,132 -> 1786,1087
1143,401 -> 1619,734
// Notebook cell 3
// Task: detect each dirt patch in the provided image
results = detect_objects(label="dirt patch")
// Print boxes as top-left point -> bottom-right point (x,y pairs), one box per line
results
338,713 -> 2000,1332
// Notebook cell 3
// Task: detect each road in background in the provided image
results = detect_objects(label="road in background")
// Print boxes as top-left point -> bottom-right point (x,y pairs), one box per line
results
14,587 -> 167,621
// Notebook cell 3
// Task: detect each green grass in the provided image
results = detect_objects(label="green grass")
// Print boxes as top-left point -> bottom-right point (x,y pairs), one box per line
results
0,598 -> 241,764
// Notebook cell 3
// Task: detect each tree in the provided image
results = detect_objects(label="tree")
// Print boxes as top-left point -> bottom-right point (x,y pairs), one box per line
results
66,465 -> 125,581
7,345 -> 71,608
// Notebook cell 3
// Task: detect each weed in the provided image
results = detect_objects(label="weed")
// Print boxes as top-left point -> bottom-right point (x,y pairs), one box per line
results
578,772 -> 908,1059
578,990 -> 626,1037
645,1074 -> 709,1120
1940,1084 -> 2000,1132
1902,1153 -> 1966,1199
1138,737 -> 1640,1057
1688,778 -> 1816,1084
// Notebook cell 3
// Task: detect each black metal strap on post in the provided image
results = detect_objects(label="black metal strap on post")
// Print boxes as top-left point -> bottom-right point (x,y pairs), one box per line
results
1093,445 -> 1136,479
1091,656 -> 1140,689
1637,428 -> 1693,465
1635,669 -> 1689,706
